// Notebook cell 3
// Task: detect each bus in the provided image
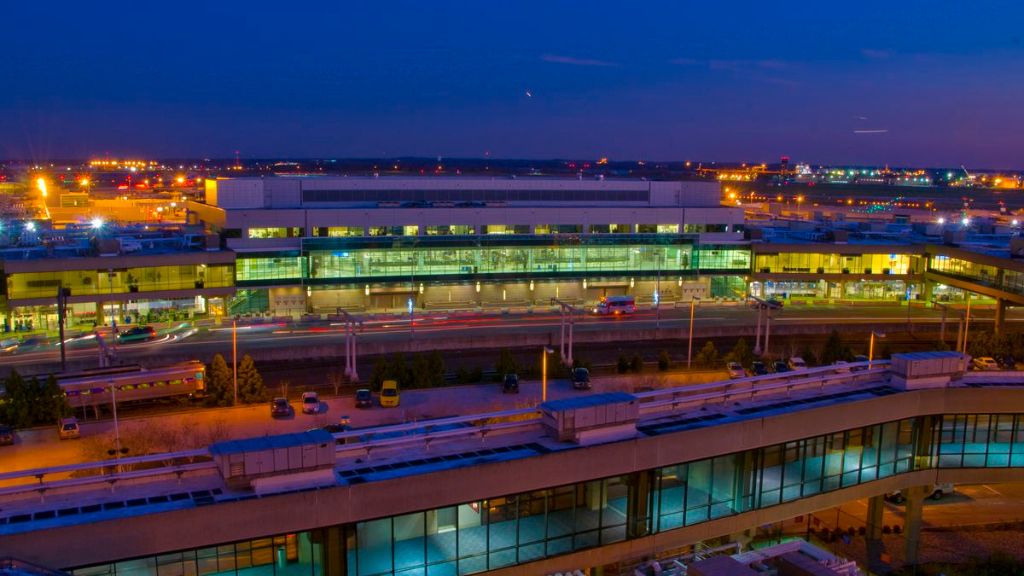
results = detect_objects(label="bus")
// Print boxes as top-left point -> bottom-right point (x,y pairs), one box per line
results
56,361 -> 206,409
594,295 -> 637,315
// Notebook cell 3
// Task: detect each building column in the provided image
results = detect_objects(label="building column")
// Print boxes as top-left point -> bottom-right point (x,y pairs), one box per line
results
903,485 -> 929,566
322,526 -> 346,576
865,495 -> 887,571
627,471 -> 653,539
995,298 -> 1007,335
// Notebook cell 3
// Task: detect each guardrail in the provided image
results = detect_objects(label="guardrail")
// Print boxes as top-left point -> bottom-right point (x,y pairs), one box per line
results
636,365 -> 891,415
0,362 -> 897,503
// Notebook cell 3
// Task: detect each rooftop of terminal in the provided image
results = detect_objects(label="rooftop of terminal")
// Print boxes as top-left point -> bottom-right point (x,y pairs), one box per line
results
0,353 -> 1015,538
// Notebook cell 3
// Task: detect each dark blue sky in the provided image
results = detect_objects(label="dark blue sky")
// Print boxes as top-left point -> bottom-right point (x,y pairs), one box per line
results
3,1 -> 1023,167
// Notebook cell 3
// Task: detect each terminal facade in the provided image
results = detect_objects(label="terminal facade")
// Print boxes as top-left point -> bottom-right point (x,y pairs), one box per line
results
2,175 -> 1024,330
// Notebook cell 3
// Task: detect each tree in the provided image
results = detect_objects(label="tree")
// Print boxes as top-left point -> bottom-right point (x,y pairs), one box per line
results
724,338 -> 754,368
797,344 -> 818,366
617,354 -> 630,374
630,355 -> 644,373
0,372 -> 68,428
1,371 -> 32,428
205,354 -> 234,406
658,350 -> 671,371
235,354 -> 267,403
819,330 -> 851,366
426,351 -> 446,387
695,341 -> 720,368
495,349 -> 518,376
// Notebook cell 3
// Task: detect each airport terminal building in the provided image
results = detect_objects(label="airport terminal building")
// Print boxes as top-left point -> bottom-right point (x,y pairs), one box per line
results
190,177 -> 750,316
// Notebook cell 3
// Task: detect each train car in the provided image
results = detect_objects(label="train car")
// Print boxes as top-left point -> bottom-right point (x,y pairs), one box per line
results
57,361 -> 206,409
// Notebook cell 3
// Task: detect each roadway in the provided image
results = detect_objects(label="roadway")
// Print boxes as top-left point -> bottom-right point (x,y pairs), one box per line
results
3,303 -> 1013,372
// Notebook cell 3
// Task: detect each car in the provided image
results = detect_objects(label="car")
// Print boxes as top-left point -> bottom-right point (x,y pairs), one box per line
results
116,326 -> 157,344
727,362 -> 745,379
380,380 -> 400,407
270,397 -> 292,418
997,355 -> 1018,370
58,417 -> 80,440
851,355 -> 870,371
773,360 -> 791,373
751,361 -> 769,376
832,360 -> 850,372
301,391 -> 320,414
572,367 -> 591,390
973,357 -> 1000,371
885,483 -> 954,504
502,373 -> 519,394
0,425 -> 14,446
788,357 -> 808,371
354,388 -> 373,409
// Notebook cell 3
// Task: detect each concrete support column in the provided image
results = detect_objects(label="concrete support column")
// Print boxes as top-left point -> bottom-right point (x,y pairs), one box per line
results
903,485 -> 929,566
864,495 -> 887,571
866,495 -> 884,541
995,298 -> 1007,335
322,526 -> 346,576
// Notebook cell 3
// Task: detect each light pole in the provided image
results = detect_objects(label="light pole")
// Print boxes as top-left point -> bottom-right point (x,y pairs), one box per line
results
962,293 -> 974,354
655,251 -> 662,330
232,320 -> 238,405
110,380 -> 122,473
541,346 -> 554,402
687,297 -> 699,369
868,331 -> 886,369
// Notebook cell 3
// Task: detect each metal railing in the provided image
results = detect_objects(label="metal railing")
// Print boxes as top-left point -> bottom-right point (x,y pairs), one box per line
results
0,362 -> 895,504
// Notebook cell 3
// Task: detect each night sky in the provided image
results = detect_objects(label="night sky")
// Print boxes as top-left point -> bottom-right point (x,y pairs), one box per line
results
2,1 -> 1023,167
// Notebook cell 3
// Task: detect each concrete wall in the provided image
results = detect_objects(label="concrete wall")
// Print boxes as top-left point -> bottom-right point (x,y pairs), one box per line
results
5,386 -> 1024,568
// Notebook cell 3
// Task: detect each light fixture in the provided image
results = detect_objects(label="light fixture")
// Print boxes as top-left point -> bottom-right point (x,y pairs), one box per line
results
25,221 -> 36,232
529,280 -> 534,291
364,285 -> 370,296
961,217 -> 970,226
937,217 -> 945,224
582,278 -> 587,289
90,217 -> 104,229
475,281 -> 481,293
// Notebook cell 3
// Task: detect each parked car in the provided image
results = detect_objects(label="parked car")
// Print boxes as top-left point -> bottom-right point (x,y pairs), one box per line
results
885,483 -> 954,504
116,326 -> 157,344
354,388 -> 373,409
851,355 -> 870,371
997,355 -> 1019,370
572,367 -> 591,390
301,391 -> 320,414
502,373 -> 519,394
751,361 -> 769,376
832,360 -> 850,372
270,397 -> 292,418
319,415 -> 352,434
788,356 -> 808,371
727,362 -> 746,379
0,425 -> 14,446
380,380 -> 400,407
973,357 -> 1000,371
773,360 -> 791,373
58,417 -> 80,440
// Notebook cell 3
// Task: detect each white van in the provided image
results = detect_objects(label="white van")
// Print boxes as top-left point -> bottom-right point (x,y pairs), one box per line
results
885,483 -> 954,503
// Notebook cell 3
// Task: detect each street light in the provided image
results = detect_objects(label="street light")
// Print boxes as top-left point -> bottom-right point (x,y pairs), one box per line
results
868,331 -> 886,369
687,297 -> 700,369
962,293 -> 974,354
541,347 -> 554,402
